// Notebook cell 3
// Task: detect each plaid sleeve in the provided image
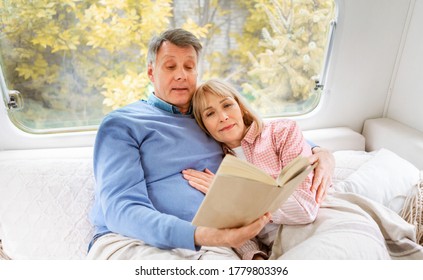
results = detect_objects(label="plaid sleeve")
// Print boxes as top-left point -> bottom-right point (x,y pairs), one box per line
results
232,238 -> 269,260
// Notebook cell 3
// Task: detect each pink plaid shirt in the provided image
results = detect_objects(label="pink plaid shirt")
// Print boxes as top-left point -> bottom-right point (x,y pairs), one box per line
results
240,119 -> 319,224
233,119 -> 319,259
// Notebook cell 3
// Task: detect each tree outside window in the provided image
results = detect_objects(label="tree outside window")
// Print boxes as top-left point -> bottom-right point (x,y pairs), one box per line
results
0,0 -> 335,132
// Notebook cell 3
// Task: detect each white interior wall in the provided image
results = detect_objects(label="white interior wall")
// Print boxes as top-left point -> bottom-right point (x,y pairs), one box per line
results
298,0 -> 411,132
386,0 -> 423,133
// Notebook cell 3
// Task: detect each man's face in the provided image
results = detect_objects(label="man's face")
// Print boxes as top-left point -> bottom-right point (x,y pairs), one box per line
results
148,41 -> 198,114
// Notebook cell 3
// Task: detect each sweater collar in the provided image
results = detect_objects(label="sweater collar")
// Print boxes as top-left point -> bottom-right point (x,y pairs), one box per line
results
147,93 -> 192,115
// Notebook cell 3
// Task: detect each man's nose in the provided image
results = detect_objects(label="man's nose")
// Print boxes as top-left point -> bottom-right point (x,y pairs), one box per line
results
174,68 -> 187,81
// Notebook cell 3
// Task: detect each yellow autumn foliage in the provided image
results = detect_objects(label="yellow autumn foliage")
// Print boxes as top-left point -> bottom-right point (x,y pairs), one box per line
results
0,0 -> 335,128
235,0 -> 335,114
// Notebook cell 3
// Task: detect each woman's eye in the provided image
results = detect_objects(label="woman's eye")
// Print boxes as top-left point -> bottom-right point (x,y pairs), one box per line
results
205,111 -> 214,117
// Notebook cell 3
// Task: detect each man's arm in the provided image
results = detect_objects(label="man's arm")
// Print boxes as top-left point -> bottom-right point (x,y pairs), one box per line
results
93,115 -> 197,250
194,213 -> 271,248
308,146 -> 335,203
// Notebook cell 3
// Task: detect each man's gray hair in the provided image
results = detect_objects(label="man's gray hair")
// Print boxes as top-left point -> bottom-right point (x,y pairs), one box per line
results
147,28 -> 202,67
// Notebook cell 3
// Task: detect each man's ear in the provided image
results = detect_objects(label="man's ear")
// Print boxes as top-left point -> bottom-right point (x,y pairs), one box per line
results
147,64 -> 154,82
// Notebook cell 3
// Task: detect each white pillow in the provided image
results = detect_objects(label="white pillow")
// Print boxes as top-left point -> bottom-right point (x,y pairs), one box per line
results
0,148 -> 95,259
332,150 -> 375,184
333,148 -> 420,213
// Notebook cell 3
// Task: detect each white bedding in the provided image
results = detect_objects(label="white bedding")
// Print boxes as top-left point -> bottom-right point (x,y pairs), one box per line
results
271,149 -> 423,259
0,148 -> 422,260
269,149 -> 423,260
0,148 -> 95,260
332,149 -> 420,214
270,191 -> 423,259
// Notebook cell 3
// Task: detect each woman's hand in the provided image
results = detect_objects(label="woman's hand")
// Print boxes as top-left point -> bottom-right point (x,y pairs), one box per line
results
309,147 -> 335,203
182,168 -> 215,194
194,213 -> 271,248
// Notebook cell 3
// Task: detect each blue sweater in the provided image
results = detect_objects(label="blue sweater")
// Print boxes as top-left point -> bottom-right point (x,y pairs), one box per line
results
90,94 -> 223,250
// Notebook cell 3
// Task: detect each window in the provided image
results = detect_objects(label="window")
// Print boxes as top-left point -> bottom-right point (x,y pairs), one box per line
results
0,0 -> 336,133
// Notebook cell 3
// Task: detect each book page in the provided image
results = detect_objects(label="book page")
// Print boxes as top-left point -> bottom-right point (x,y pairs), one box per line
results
192,175 -> 279,228
192,154 -> 316,229
268,162 -> 315,212
276,156 -> 311,186
218,155 -> 276,186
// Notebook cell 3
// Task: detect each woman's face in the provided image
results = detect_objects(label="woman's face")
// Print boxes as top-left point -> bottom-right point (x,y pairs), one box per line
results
201,92 -> 246,148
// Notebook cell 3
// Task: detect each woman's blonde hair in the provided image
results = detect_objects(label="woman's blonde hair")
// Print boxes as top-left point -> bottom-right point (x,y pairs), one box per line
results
192,79 -> 263,141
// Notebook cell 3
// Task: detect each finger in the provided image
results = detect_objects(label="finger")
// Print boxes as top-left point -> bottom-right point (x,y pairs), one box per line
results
183,171 -> 208,184
183,169 -> 213,182
311,169 -> 322,194
183,173 -> 205,184
184,175 -> 209,190
226,213 -> 271,248
204,168 -> 215,176
323,177 -> 332,201
183,169 -> 204,177
315,182 -> 324,204
316,177 -> 330,203
188,180 -> 209,194
247,213 -> 271,234
318,185 -> 328,204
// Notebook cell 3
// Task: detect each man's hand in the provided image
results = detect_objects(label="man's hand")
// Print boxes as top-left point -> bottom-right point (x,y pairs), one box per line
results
182,168 -> 214,194
309,146 -> 335,203
194,213 -> 271,248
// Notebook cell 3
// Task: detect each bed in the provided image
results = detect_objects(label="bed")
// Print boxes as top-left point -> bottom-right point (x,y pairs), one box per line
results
0,118 -> 422,260
270,148 -> 423,259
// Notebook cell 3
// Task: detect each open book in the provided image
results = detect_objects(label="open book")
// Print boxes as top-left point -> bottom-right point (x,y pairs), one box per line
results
192,154 -> 317,229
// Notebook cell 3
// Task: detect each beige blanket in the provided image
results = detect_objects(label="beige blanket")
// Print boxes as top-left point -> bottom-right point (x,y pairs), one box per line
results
86,233 -> 240,260
270,191 -> 423,260
87,190 -> 423,260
